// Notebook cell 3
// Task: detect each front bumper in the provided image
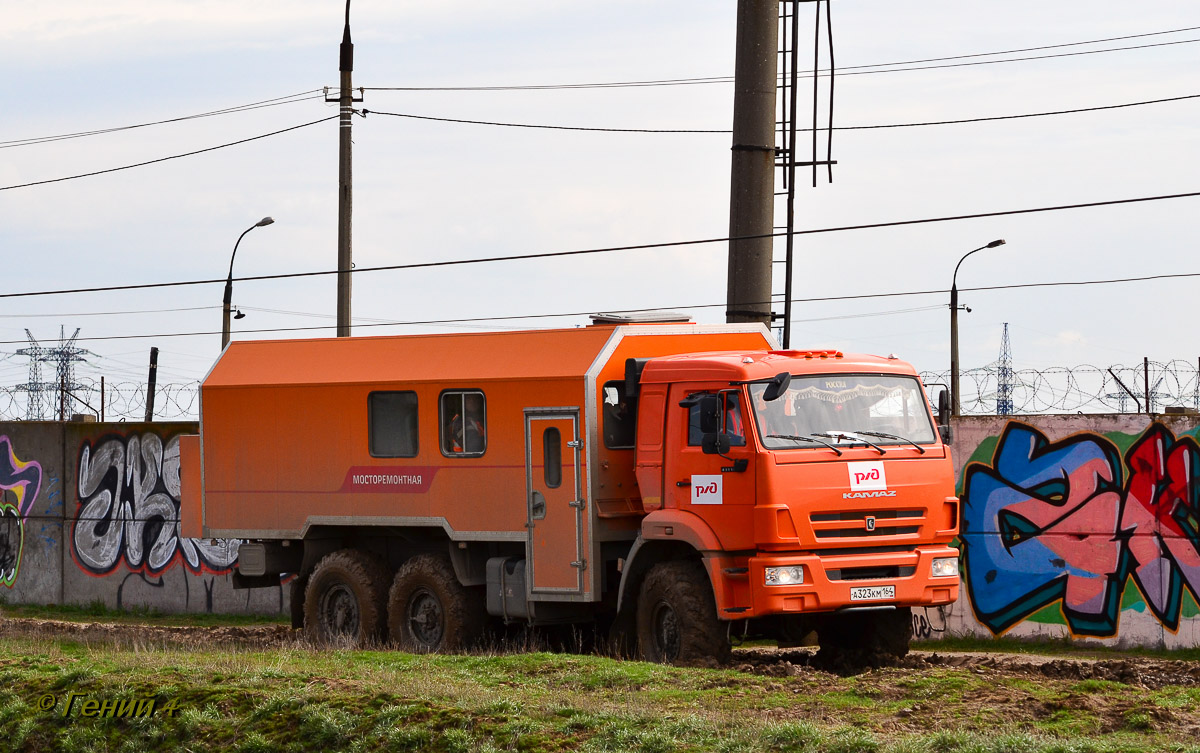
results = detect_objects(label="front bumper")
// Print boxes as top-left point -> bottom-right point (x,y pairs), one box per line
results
719,546 -> 959,618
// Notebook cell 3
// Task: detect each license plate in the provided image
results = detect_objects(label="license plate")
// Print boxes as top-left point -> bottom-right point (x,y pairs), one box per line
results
849,585 -> 895,601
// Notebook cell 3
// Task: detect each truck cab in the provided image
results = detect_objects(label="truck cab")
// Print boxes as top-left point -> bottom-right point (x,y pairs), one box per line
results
622,348 -> 959,663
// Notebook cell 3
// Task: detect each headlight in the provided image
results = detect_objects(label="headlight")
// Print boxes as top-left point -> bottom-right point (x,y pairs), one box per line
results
931,557 -> 960,577
764,566 -> 804,586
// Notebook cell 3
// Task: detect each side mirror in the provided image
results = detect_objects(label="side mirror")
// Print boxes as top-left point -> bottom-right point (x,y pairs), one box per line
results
761,372 -> 792,402
702,432 -> 745,454
702,433 -> 730,455
937,390 -> 953,444
679,393 -> 723,433
937,389 -> 950,426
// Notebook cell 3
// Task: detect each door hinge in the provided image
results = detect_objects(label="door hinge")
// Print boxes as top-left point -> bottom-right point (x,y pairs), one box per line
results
568,499 -> 584,509
567,439 -> 583,449
570,559 -> 588,570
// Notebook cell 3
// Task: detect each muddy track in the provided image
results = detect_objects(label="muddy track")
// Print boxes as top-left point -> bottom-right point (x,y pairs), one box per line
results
2,616 -> 1196,690
0,617 -> 300,650
731,647 -> 1200,689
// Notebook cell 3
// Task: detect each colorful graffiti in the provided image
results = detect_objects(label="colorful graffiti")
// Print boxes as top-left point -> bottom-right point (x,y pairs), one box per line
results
72,433 -> 238,576
962,421 -> 1200,637
0,436 -> 43,587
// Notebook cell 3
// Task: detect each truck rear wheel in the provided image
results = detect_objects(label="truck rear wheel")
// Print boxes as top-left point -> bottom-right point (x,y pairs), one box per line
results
388,554 -> 485,653
636,560 -> 730,665
303,550 -> 389,646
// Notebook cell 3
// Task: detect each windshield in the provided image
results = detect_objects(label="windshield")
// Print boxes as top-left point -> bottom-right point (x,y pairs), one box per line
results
749,374 -> 936,450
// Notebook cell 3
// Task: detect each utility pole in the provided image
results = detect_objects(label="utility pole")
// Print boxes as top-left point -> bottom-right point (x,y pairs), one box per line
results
336,0 -> 357,337
726,0 -> 779,328
145,347 -> 159,422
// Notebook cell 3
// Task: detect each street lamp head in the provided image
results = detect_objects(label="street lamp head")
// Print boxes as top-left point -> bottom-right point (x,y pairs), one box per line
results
255,217 -> 275,227
986,239 -> 1005,249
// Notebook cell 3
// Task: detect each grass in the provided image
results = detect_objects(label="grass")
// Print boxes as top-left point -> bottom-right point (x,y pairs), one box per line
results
0,635 -> 1194,753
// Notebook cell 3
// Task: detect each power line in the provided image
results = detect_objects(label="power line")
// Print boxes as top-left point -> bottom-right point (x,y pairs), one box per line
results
365,26 -> 1200,92
831,92 -> 1200,131
0,116 -> 338,192
362,109 -> 726,133
817,36 -> 1200,80
821,24 -> 1200,72
366,92 -> 1200,135
0,90 -> 324,150
1,187 -> 1198,301
0,305 -> 219,319
6,262 -> 1200,346
3,28 -> 1185,156
4,89 -> 1186,195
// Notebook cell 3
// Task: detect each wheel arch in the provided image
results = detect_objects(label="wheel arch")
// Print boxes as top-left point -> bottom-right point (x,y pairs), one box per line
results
616,537 -> 701,617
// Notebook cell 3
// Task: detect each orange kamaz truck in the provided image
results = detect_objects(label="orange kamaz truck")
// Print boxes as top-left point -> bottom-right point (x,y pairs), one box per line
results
180,316 -> 959,663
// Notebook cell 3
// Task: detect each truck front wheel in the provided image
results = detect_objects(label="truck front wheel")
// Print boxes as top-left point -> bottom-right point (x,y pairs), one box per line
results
816,607 -> 912,669
388,554 -> 485,653
636,560 -> 730,664
303,550 -> 389,646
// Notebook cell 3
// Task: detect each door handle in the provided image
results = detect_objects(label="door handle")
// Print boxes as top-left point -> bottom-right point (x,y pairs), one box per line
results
676,480 -> 691,487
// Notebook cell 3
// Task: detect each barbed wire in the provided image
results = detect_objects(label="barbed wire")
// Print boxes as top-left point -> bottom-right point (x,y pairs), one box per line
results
0,362 -> 1196,420
919,360 -> 1200,415
0,379 -> 200,421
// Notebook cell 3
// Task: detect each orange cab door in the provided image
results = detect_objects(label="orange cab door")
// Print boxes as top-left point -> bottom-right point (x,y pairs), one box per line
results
525,410 -> 584,594
665,386 -> 757,551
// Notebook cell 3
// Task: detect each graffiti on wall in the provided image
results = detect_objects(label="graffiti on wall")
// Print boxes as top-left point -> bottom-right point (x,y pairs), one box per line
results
0,436 -> 43,587
72,433 -> 238,576
962,421 -> 1200,637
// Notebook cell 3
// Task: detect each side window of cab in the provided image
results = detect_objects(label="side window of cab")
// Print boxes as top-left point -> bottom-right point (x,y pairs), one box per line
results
686,390 -> 746,447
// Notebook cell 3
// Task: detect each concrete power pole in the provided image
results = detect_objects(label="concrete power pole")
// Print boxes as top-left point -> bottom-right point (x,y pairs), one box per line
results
726,0 -> 779,327
336,1 -> 355,337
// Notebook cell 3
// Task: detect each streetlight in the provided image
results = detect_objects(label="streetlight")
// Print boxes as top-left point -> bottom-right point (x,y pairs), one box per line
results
950,239 -> 1005,418
222,217 -> 274,350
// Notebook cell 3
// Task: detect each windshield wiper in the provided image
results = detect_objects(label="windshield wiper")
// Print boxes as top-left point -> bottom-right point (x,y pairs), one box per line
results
811,431 -> 887,455
765,434 -> 843,456
853,430 -> 927,454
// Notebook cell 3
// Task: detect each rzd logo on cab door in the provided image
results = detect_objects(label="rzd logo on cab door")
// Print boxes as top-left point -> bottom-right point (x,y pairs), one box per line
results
844,461 -> 895,499
691,475 -> 723,505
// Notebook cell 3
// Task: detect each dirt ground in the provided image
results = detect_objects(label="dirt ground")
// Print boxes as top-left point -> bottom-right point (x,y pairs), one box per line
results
3,614 -> 1198,690
732,645 -> 1200,690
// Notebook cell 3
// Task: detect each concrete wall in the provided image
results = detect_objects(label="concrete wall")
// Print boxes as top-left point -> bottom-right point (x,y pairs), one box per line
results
0,421 -> 284,615
6,414 -> 1200,648
922,414 -> 1200,649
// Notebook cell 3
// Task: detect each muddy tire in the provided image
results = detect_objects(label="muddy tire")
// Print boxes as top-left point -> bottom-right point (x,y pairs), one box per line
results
816,607 -> 912,670
388,554 -> 486,653
636,560 -> 730,665
303,550 -> 389,646
870,607 -> 913,659
289,573 -> 309,630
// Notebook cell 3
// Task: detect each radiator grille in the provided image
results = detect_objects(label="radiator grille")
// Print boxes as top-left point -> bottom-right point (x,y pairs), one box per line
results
810,509 -> 923,540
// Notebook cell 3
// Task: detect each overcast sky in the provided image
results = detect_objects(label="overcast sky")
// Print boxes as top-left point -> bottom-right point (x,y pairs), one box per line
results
1,1 -> 1197,417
